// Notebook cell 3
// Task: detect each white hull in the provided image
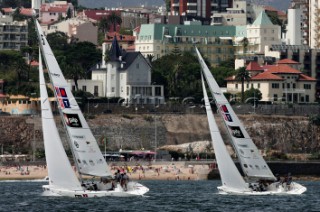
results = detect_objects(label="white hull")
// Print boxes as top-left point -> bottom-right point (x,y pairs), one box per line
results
218,182 -> 307,195
42,182 -> 149,197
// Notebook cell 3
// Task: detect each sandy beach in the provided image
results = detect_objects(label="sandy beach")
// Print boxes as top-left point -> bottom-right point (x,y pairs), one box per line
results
0,163 -> 212,181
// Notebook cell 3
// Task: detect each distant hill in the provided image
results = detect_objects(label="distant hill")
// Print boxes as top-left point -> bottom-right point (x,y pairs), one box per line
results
78,0 -> 290,11
78,0 -> 165,9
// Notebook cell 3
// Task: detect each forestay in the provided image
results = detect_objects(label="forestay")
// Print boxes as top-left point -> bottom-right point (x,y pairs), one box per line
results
39,50 -> 82,190
36,20 -> 112,177
201,74 -> 248,191
195,47 -> 275,181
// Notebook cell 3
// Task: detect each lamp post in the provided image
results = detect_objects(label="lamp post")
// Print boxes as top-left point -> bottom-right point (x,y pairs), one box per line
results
154,115 -> 157,162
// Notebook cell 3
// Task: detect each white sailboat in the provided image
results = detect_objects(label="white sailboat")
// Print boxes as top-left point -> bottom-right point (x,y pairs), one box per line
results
195,47 -> 306,195
37,19 -> 149,197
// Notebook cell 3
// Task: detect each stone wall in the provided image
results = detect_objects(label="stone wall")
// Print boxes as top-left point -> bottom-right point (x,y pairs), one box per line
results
0,114 -> 319,156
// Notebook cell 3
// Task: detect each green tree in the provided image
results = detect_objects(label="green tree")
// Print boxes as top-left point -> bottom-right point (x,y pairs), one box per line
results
66,7 -> 72,19
62,63 -> 84,91
240,37 -> 249,55
152,52 -> 201,98
46,31 -> 69,51
98,17 -> 109,34
235,67 -> 250,103
211,66 -> 235,87
107,12 -> 122,32
244,88 -> 262,104
12,57 -> 28,92
12,8 -> 26,21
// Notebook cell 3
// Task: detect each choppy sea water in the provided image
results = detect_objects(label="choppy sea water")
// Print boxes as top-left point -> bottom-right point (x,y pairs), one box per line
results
0,180 -> 317,212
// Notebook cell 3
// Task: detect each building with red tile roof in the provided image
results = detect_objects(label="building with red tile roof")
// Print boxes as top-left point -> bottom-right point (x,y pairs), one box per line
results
103,32 -> 135,52
227,62 -> 317,103
40,1 -> 74,24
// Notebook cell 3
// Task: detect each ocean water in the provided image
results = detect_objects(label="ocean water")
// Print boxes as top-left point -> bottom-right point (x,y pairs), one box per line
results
0,180 -> 317,212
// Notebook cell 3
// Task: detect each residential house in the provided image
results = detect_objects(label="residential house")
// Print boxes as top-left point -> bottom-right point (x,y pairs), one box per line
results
67,37 -> 165,105
226,61 -> 317,103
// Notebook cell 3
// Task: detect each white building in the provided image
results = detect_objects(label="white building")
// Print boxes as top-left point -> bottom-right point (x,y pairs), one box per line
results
67,37 -> 165,105
234,10 -> 281,69
286,9 -> 303,45
227,60 -> 317,103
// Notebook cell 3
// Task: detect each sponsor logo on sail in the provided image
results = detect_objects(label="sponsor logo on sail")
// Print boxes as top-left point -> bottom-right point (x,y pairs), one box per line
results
63,113 -> 82,128
55,87 -> 70,109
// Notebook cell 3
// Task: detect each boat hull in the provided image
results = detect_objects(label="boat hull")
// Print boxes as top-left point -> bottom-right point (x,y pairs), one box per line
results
217,182 -> 307,195
42,182 -> 149,197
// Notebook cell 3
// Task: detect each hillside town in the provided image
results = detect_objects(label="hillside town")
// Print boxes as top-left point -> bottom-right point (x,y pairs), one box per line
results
0,0 -> 319,163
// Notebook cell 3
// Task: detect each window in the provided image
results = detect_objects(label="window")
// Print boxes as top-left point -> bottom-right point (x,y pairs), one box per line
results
111,87 -> 115,92
246,84 -> 249,88
304,84 -> 311,89
306,95 -> 309,102
94,86 -> 98,97
272,83 -> 279,89
287,83 -> 290,89
82,86 -> 86,91
273,94 -> 278,101
235,84 -> 238,89
258,83 -> 260,88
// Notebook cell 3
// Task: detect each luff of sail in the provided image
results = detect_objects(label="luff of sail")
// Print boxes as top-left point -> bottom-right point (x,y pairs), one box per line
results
40,50 -> 82,190
35,20 -> 112,177
195,47 -> 275,181
201,74 -> 249,191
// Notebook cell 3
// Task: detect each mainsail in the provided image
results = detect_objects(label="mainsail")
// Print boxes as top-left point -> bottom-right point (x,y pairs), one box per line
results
36,20 -> 112,177
39,50 -> 82,190
195,47 -> 275,181
201,74 -> 248,191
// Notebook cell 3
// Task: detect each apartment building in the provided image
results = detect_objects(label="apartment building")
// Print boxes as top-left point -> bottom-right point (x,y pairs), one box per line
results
170,0 -> 232,23
135,23 -> 235,66
0,15 -> 28,51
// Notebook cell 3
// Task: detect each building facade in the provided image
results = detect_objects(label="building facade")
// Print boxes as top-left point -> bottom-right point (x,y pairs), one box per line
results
44,18 -> 98,45
0,16 -> 28,51
135,23 -> 236,66
227,61 -> 317,103
68,37 -> 165,105
40,1 -> 74,24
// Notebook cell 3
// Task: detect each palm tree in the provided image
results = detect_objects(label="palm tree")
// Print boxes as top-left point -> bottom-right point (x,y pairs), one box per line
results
62,63 -> 85,91
240,37 -> 249,55
107,12 -> 122,32
98,17 -> 109,34
235,67 -> 250,103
